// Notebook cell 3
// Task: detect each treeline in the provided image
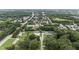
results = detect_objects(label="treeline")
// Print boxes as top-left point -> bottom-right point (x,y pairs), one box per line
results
1,11 -> 31,17
44,29 -> 79,50
48,14 -> 79,20
0,21 -> 21,41
6,32 -> 40,50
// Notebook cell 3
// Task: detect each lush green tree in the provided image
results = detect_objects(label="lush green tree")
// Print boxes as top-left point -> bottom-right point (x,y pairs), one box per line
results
58,35 -> 75,50
15,40 -> 30,50
14,32 -> 40,50
29,34 -> 40,41
68,31 -> 79,42
72,41 -> 79,50
29,34 -> 37,40
56,29 -> 68,39
44,35 -> 59,50
29,40 -> 40,50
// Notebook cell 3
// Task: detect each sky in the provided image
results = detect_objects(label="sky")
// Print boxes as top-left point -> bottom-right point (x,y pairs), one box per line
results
0,0 -> 79,9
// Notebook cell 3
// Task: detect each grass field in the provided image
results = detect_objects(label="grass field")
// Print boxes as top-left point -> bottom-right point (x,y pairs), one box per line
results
0,38 -> 15,50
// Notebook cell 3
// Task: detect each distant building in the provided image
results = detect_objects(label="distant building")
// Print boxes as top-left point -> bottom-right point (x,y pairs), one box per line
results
58,24 -> 79,30
58,24 -> 67,29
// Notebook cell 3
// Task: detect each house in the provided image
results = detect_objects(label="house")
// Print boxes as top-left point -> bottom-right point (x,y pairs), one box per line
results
58,24 -> 79,30
58,24 -> 67,29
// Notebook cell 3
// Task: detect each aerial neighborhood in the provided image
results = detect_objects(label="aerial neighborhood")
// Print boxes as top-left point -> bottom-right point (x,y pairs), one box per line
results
0,9 -> 79,50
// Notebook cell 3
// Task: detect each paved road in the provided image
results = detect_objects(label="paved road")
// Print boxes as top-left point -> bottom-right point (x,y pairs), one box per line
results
34,31 -> 53,50
0,12 -> 53,49
12,12 -> 35,45
12,32 -> 23,45
0,12 -> 35,47
47,17 -> 53,24
40,33 -> 44,50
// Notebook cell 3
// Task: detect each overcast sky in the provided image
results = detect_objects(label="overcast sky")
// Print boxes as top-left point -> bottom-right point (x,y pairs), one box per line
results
0,0 -> 79,9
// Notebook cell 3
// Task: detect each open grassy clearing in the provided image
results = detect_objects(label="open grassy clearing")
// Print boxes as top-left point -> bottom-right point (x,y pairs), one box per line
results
0,38 -> 15,50
54,18 -> 72,21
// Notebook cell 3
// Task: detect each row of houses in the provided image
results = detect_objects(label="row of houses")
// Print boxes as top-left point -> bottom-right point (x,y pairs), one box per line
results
58,24 -> 79,30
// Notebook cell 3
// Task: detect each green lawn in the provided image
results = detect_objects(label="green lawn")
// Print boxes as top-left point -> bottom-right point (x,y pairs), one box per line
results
0,38 -> 15,50
54,18 -> 72,21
